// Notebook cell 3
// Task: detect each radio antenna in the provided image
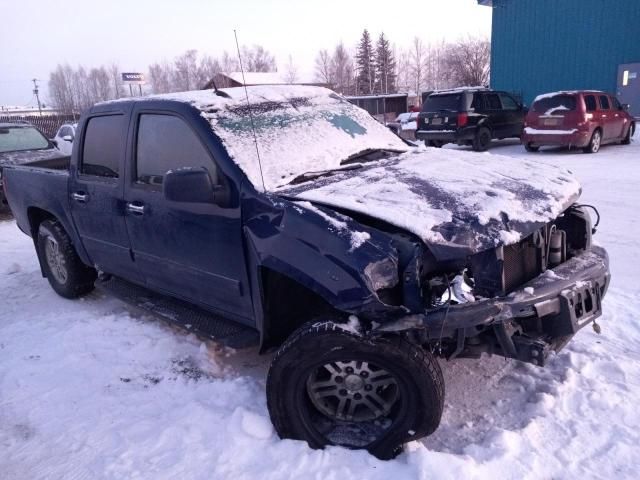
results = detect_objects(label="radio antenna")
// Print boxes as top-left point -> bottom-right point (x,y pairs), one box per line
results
234,29 -> 266,192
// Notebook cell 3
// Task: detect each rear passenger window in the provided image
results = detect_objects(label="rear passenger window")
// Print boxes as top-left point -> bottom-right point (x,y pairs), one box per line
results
584,95 -> 597,112
485,94 -> 502,110
471,94 -> 484,110
599,95 -> 610,110
499,93 -> 519,110
135,114 -> 217,187
81,115 -> 124,178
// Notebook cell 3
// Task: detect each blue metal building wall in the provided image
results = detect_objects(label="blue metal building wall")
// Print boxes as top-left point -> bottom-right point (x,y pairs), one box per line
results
489,0 -> 640,105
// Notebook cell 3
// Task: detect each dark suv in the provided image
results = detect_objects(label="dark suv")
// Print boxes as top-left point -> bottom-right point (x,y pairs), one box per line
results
416,88 -> 526,151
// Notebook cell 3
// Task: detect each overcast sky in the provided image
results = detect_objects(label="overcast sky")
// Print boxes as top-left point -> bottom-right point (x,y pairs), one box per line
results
0,0 -> 492,106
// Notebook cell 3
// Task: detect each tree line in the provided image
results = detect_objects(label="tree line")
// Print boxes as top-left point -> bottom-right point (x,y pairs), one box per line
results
47,33 -> 489,114
318,30 -> 490,96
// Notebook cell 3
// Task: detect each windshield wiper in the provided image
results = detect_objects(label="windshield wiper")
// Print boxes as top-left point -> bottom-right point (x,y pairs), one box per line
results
285,163 -> 363,186
340,148 -> 402,166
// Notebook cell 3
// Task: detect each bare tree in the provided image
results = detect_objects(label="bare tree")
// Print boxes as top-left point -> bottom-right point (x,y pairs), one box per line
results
48,64 -> 76,114
409,37 -> 426,96
198,54 -> 222,88
443,37 -> 491,87
148,61 -> 173,93
332,42 -> 353,95
109,63 -> 123,99
314,49 -> 334,85
283,55 -> 298,83
241,45 -> 276,72
173,49 -> 199,91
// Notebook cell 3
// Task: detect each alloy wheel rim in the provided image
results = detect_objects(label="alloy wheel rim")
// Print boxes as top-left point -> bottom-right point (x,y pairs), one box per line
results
306,360 -> 399,423
45,237 -> 68,284
592,132 -> 601,152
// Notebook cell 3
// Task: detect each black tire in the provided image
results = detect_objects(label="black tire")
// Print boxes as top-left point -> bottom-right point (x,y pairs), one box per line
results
266,321 -> 444,460
583,129 -> 602,154
622,123 -> 634,145
472,127 -> 492,152
427,140 -> 444,148
524,142 -> 539,152
37,219 -> 97,298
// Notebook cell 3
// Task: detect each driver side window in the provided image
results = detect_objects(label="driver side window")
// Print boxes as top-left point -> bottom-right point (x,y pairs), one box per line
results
135,114 -> 218,187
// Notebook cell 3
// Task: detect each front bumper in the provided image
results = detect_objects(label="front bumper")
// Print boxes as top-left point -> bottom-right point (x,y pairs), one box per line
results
377,246 -> 610,365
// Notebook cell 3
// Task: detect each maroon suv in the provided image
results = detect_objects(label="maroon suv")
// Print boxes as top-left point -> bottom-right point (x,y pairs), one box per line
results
522,90 -> 635,153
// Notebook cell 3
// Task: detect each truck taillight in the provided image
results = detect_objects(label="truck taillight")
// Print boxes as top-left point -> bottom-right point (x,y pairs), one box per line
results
457,113 -> 468,127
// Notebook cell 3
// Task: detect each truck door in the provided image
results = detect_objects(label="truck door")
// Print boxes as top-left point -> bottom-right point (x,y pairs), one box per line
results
69,111 -> 142,283
498,92 -> 524,138
123,109 -> 254,323
484,92 -> 506,138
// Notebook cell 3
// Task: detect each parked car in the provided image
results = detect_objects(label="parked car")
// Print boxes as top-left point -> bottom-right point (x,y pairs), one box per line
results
4,86 -> 610,459
52,123 -> 78,155
522,90 -> 636,153
416,87 -> 526,151
386,112 -> 418,139
0,122 -> 66,213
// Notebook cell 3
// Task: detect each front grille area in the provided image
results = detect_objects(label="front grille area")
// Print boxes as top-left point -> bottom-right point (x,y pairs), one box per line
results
502,237 -> 542,293
471,232 -> 544,297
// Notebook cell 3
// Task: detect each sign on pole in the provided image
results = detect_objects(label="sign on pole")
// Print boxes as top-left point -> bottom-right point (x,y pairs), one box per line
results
121,72 -> 145,84
121,72 -> 145,96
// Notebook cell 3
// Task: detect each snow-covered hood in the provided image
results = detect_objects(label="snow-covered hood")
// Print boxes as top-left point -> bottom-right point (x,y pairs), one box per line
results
280,148 -> 582,259
0,147 -> 65,167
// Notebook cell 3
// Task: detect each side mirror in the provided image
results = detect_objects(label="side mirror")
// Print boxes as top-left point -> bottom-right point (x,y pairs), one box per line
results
163,167 -> 228,205
62,135 -> 73,142
622,103 -> 630,111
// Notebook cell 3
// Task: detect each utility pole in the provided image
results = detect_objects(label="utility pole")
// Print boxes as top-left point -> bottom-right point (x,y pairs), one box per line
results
32,78 -> 42,116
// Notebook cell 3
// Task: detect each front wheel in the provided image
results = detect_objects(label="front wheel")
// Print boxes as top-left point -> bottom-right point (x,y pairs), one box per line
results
266,321 -> 444,459
37,219 -> 97,298
583,129 -> 602,153
622,123 -> 634,145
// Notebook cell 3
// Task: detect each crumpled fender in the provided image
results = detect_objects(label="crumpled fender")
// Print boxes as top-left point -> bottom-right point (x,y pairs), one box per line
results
243,194 -> 403,315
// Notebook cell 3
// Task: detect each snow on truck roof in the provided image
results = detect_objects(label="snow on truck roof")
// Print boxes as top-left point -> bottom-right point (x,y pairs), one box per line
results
102,85 -> 407,191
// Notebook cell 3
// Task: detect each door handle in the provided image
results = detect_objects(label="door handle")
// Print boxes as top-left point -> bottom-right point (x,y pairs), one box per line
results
126,202 -> 146,215
71,192 -> 88,203
602,115 -> 607,118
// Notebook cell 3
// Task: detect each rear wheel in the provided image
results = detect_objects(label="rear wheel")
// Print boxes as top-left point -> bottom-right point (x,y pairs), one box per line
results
622,123 -> 635,145
583,129 -> 602,154
524,142 -> 539,152
37,219 -> 97,298
266,321 -> 444,460
472,127 -> 492,151
427,140 -> 444,148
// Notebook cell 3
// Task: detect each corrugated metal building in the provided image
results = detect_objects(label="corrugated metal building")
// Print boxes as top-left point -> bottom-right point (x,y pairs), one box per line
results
480,0 -> 640,114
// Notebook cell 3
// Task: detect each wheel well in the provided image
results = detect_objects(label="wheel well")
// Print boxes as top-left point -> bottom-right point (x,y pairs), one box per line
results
27,207 -> 56,238
260,268 -> 344,349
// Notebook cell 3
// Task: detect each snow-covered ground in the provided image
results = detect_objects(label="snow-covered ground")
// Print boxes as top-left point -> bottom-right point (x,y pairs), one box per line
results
1,134 -> 639,479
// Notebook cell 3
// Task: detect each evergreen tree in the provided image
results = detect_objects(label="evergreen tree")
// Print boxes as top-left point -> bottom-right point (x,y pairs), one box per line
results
355,29 -> 375,95
375,33 -> 396,94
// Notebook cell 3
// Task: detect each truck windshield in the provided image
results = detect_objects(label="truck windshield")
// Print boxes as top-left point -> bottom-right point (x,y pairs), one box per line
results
0,126 -> 50,153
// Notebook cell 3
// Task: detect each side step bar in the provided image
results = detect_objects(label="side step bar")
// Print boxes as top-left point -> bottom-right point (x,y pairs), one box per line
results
96,276 -> 259,349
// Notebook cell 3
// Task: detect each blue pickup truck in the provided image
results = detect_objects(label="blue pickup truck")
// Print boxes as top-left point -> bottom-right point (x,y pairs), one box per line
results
3,85 -> 610,459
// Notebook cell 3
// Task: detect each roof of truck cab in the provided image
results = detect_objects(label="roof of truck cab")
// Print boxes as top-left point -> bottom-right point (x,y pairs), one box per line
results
98,85 -> 408,191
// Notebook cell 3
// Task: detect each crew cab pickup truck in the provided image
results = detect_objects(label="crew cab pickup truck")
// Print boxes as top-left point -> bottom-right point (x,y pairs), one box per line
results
4,85 -> 610,459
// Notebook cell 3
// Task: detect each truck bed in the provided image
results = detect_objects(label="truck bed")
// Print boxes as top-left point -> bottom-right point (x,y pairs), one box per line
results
3,163 -> 71,239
